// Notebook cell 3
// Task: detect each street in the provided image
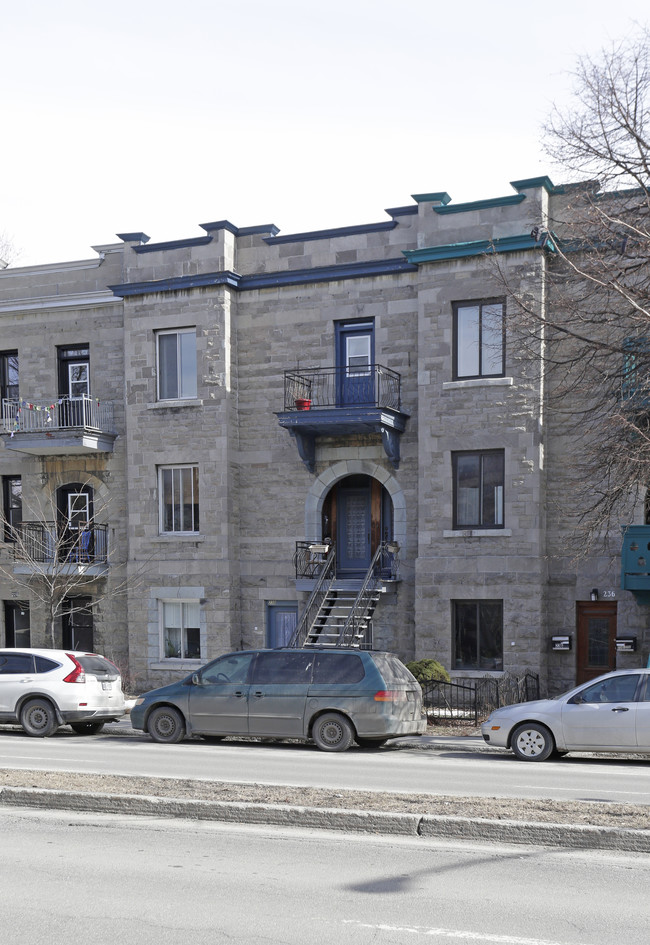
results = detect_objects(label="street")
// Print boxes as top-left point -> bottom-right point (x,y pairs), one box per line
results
1,724 -> 650,805
1,808 -> 649,945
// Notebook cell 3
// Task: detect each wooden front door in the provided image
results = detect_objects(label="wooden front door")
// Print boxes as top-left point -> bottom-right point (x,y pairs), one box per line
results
576,601 -> 617,685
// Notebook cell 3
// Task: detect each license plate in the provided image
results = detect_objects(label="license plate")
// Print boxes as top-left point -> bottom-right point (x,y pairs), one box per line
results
101,681 -> 112,690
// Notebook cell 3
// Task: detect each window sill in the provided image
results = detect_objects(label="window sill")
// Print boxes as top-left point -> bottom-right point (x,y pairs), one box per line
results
147,399 -> 204,410
443,529 -> 512,538
443,377 -> 513,390
152,534 -> 205,542
149,659 -> 202,671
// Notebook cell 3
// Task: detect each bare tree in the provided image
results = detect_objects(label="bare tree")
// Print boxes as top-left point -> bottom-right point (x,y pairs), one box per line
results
0,231 -> 20,267
0,482 -> 144,648
495,26 -> 650,548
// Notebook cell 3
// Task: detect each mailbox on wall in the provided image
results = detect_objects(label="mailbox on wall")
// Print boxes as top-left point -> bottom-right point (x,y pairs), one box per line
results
551,636 -> 571,651
616,636 -> 637,652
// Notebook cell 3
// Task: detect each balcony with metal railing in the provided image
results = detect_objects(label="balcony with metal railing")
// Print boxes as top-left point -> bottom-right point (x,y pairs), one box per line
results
12,522 -> 109,577
276,365 -> 409,471
1,396 -> 117,454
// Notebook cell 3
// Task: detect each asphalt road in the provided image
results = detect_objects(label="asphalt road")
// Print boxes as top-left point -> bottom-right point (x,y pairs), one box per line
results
2,808 -> 649,945
1,722 -> 650,805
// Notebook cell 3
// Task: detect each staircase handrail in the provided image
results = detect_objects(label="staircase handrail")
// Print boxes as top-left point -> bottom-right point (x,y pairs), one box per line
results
289,543 -> 337,648
339,540 -> 399,646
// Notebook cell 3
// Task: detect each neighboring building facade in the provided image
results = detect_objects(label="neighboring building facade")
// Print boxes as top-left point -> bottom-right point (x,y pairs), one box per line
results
1,176 -> 647,694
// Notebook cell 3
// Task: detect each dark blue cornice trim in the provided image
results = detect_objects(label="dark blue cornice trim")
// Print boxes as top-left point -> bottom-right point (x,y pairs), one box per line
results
199,220 -> 280,237
109,270 -> 240,297
434,194 -> 526,215
384,205 -> 418,218
264,221 -> 398,245
403,233 -> 548,264
239,257 -> 416,289
199,220 -> 239,235
108,258 -> 417,298
132,235 -> 213,254
116,232 -> 150,244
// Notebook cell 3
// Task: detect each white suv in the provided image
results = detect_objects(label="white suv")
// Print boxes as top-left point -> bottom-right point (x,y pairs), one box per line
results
0,648 -> 126,737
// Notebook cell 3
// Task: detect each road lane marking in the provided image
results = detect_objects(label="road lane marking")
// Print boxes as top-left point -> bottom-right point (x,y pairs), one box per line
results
343,920 -> 593,944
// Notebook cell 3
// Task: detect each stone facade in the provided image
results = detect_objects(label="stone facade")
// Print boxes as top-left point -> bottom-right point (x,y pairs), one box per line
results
1,177 -> 647,694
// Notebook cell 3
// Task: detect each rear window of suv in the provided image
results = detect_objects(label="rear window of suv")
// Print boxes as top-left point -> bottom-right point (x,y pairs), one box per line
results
77,655 -> 119,679
371,653 -> 417,685
312,652 -> 365,684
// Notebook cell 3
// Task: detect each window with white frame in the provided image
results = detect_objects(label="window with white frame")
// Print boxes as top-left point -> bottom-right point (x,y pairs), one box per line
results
453,300 -> 505,380
159,465 -> 199,534
157,329 -> 197,400
160,600 -> 201,659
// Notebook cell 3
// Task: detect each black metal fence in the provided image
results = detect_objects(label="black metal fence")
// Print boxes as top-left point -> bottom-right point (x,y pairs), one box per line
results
422,673 -> 540,725
283,365 -> 401,410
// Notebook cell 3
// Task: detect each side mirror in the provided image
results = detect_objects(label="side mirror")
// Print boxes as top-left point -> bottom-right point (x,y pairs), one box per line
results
191,673 -> 201,687
569,694 -> 584,705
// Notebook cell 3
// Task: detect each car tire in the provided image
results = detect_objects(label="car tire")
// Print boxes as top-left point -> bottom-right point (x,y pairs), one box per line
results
312,712 -> 354,752
511,722 -> 555,761
356,737 -> 388,749
147,706 -> 186,744
20,699 -> 58,738
70,722 -> 105,735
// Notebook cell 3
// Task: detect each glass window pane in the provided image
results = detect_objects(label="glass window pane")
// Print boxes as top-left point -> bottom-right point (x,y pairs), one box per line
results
454,603 -> 478,668
181,468 -> 196,531
179,332 -> 197,398
158,334 -> 178,399
161,468 -> 173,531
478,603 -> 503,669
457,306 -> 479,377
456,454 -> 480,526
482,453 -> 504,526
481,304 -> 504,375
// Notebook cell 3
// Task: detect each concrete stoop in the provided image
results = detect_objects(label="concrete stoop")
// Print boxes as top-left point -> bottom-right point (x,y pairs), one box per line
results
1,786 -> 648,853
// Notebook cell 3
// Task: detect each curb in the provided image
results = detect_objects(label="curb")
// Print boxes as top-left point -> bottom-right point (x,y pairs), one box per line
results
2,786 -> 649,852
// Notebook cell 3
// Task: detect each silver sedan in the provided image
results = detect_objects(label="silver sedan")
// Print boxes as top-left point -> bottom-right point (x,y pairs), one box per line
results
481,668 -> 650,761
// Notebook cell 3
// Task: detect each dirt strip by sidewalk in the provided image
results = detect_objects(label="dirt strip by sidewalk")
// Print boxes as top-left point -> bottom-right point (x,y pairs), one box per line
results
2,768 -> 649,831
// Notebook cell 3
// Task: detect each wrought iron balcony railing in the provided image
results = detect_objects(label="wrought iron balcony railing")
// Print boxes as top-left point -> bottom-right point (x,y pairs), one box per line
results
12,522 -> 108,566
2,396 -> 115,435
283,365 -> 401,411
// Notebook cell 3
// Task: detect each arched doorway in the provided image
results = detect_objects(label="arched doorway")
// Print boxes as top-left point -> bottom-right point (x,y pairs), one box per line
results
322,474 -> 394,577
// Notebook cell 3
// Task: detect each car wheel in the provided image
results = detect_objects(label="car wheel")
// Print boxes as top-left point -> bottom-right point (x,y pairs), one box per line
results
20,699 -> 58,738
356,737 -> 388,749
147,706 -> 186,744
511,722 -> 554,761
312,712 -> 354,752
70,722 -> 105,735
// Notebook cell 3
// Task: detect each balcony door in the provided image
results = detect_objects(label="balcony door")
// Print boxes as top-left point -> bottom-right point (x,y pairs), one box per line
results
336,321 -> 374,406
57,483 -> 94,561
57,344 -> 90,426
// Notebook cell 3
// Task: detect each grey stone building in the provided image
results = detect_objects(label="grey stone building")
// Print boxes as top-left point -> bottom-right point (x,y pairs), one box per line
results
1,176 -> 647,694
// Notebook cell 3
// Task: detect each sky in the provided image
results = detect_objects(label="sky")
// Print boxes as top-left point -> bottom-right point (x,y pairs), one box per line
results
1,0 -> 649,268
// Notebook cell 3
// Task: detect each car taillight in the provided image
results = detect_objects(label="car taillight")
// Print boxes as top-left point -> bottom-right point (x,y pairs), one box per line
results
63,654 -> 86,684
374,690 -> 408,702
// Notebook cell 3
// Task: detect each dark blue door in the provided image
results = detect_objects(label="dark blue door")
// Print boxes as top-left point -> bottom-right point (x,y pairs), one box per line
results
266,602 -> 298,648
336,322 -> 374,406
337,485 -> 371,575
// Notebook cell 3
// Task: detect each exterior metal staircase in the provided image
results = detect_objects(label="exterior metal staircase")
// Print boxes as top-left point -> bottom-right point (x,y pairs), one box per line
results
289,540 -> 398,649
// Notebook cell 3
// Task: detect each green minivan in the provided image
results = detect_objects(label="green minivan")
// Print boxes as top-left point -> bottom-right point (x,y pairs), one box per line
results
130,647 -> 425,751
